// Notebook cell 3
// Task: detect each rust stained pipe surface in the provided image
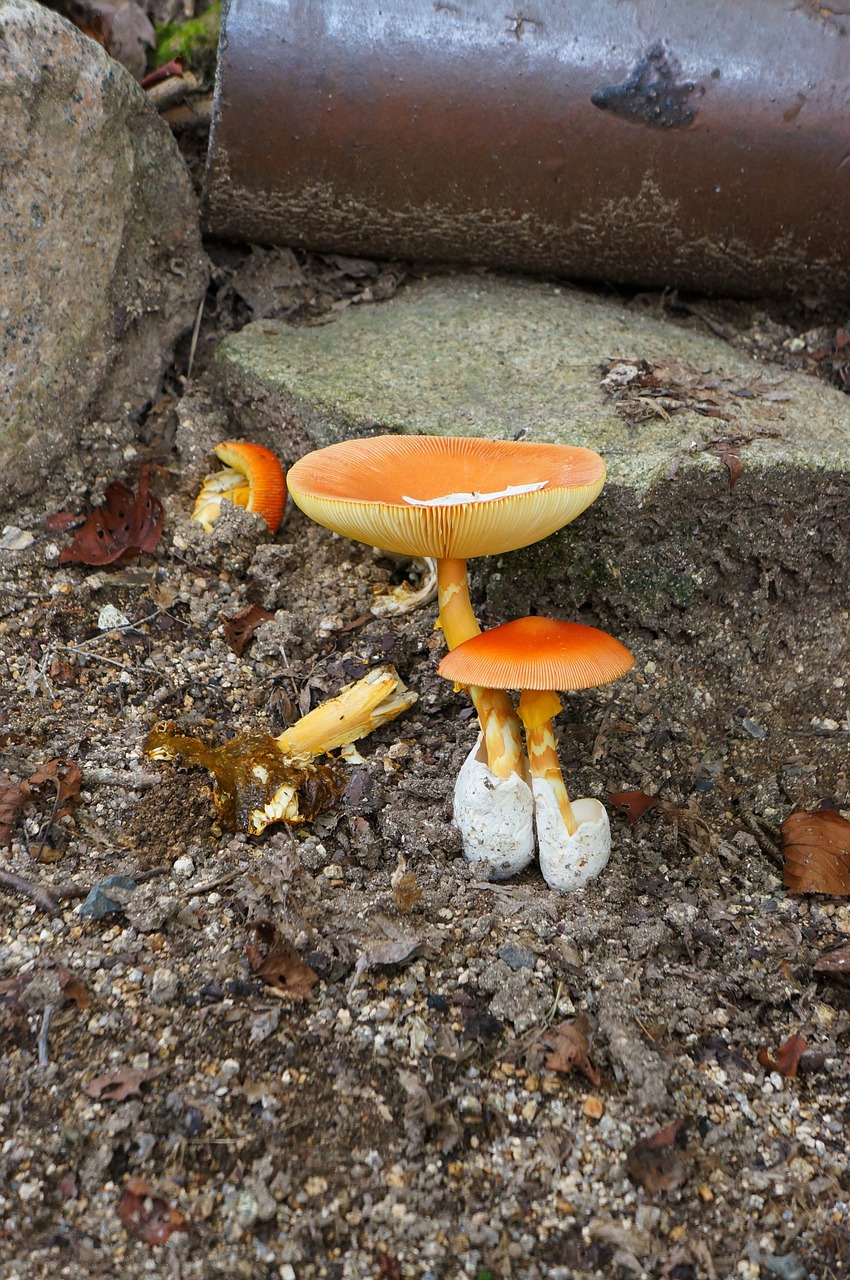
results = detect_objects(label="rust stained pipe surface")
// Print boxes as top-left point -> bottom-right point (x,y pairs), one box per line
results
204,0 -> 850,296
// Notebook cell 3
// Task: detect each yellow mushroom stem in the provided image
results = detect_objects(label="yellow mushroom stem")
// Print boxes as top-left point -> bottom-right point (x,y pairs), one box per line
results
517,689 -> 578,837
275,666 -> 416,756
437,557 -> 524,780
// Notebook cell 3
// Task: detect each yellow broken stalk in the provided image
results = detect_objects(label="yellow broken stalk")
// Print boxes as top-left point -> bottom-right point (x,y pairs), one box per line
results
147,664 -> 416,835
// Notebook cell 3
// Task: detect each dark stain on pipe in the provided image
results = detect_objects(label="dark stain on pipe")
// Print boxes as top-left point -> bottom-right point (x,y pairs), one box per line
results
204,0 -> 850,297
590,42 -> 704,129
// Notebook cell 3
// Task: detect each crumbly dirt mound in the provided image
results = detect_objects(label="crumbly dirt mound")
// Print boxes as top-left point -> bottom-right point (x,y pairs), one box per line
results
1,289 -> 849,1280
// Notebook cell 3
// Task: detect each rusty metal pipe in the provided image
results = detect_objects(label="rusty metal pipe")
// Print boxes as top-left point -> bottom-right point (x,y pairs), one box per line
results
204,0 -> 850,297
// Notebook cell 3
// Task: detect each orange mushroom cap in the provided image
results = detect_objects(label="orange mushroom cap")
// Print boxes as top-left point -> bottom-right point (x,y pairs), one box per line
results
287,436 -> 605,559
437,616 -> 634,692
193,441 -> 287,533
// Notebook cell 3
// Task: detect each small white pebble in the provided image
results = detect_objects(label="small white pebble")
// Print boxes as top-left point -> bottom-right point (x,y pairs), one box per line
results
173,855 -> 195,878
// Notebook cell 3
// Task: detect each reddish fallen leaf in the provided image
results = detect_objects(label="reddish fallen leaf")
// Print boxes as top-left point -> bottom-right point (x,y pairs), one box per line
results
0,776 -> 28,846
608,789 -> 659,824
642,1117 -> 689,1150
44,510 -> 85,533
119,1177 -> 186,1244
757,1032 -> 808,1079
221,603 -> 274,657
377,1253 -> 402,1280
711,442 -> 743,488
58,967 -> 91,1011
813,944 -> 850,986
246,922 -> 318,999
140,59 -> 185,90
60,466 -> 164,566
626,1121 -> 689,1192
24,759 -> 83,820
543,1016 -> 601,1086
84,1064 -> 168,1101
781,808 -> 850,895
2,760 -> 82,847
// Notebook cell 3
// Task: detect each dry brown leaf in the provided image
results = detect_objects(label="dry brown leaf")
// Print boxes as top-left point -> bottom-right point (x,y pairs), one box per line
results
58,967 -> 91,1011
781,808 -> 850,895
608,789 -> 659,825
543,1017 -> 602,1086
119,1177 -> 186,1244
813,944 -> 850,986
626,1118 -> 689,1192
2,759 -> 83,847
757,1032 -> 808,1078
600,357 -> 786,428
60,465 -> 164,566
221,603 -> 274,657
710,441 -> 743,488
84,1063 -> 168,1101
24,759 -> 83,819
0,777 -> 28,847
246,922 -> 318,999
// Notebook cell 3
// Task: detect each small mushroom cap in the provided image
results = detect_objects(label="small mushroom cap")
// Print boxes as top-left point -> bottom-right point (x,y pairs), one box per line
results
192,441 -> 287,533
287,436 -> 605,558
437,616 -> 634,691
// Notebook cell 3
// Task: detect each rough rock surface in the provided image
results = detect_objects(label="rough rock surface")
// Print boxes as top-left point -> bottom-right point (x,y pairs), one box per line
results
0,0 -> 208,509
213,274 -> 850,634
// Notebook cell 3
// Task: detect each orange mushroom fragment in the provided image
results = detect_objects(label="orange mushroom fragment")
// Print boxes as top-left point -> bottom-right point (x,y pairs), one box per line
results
439,615 -> 634,833
287,436 -> 606,780
192,441 -> 287,533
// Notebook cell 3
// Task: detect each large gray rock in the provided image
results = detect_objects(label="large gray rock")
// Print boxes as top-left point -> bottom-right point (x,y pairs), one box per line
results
213,274 -> 850,634
0,0 -> 208,508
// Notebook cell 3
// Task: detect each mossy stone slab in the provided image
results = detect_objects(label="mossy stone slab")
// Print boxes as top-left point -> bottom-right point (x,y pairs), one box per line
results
214,275 -> 850,633
215,274 -> 850,483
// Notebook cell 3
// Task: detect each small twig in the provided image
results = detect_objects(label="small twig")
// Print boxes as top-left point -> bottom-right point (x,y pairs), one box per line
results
0,865 -> 170,917
741,811 -> 784,867
633,1013 -> 661,1045
83,767 -> 161,790
37,1004 -> 54,1068
49,645 -> 135,672
186,871 -> 239,897
32,608 -> 172,699
186,291 -> 205,381
0,869 -> 63,917
31,774 -> 63,865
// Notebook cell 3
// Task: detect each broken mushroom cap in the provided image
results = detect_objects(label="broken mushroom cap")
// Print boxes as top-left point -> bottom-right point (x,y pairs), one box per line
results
286,436 -> 605,559
436,616 -> 635,693
192,441 -> 287,533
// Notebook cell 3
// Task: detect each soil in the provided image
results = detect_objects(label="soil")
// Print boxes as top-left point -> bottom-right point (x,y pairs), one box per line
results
1,264 -> 849,1280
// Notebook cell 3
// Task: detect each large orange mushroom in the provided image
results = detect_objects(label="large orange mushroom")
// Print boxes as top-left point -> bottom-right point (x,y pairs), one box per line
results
439,616 -> 634,889
287,435 -> 605,877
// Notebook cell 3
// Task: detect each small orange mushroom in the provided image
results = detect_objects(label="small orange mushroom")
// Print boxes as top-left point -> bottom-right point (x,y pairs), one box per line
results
192,441 -> 287,533
439,616 -> 634,834
439,616 -> 633,889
